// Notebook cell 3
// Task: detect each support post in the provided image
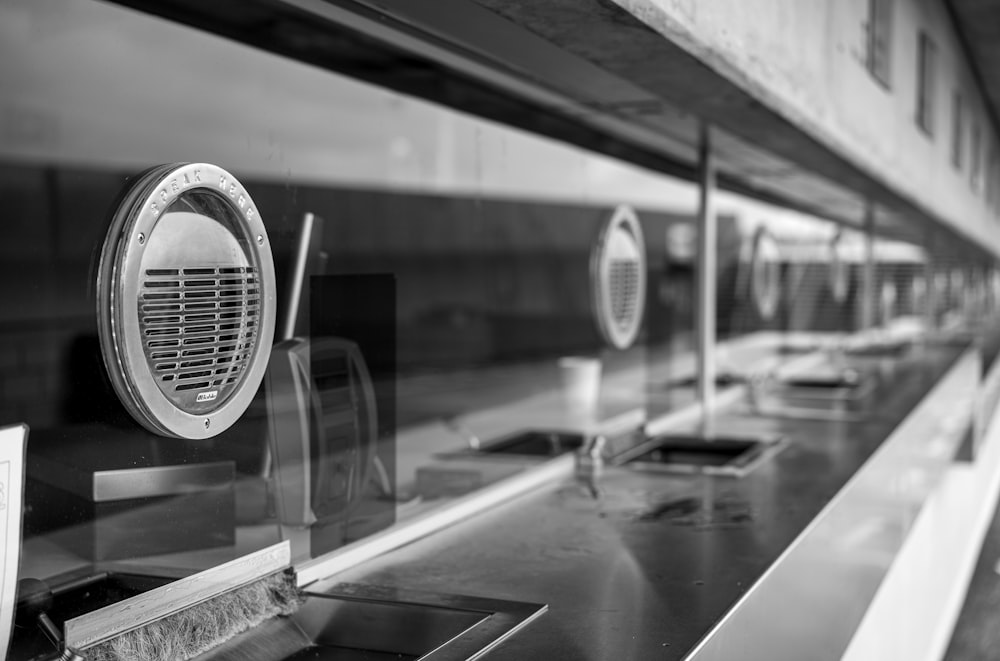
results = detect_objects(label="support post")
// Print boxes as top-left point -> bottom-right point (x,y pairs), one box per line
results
861,203 -> 876,330
924,230 -> 936,334
695,123 -> 717,430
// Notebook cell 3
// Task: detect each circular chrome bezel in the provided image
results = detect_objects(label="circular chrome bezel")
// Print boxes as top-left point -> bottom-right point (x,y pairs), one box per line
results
828,230 -> 850,304
880,278 -> 897,324
590,205 -> 647,350
96,163 -> 276,439
750,227 -> 781,320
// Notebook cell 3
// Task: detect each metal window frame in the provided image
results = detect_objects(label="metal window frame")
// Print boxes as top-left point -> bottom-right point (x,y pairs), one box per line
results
916,31 -> 937,137
866,0 -> 894,89
952,90 -> 965,169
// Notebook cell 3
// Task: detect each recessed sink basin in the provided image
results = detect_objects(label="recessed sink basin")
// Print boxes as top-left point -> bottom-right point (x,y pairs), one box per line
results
842,338 -> 911,356
777,368 -> 876,402
471,430 -> 585,457
781,374 -> 861,388
661,373 -> 745,389
199,583 -> 547,661
441,429 -> 640,464
619,433 -> 786,477
12,570 -> 179,660
776,342 -> 824,355
746,404 -> 866,423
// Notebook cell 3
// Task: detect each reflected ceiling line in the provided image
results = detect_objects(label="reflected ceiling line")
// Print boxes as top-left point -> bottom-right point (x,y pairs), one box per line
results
455,0 -> 998,259
103,0 -> 985,261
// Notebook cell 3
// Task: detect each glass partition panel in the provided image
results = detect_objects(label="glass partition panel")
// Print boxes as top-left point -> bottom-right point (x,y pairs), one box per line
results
0,0 -> 698,602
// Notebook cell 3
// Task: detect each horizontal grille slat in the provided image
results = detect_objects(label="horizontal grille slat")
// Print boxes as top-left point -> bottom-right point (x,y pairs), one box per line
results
140,265 -> 261,402
177,369 -> 214,380
148,339 -> 180,348
175,381 -> 212,392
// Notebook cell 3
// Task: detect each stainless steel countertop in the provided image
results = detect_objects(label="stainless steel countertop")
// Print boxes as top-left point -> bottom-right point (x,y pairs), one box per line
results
312,344 -> 966,660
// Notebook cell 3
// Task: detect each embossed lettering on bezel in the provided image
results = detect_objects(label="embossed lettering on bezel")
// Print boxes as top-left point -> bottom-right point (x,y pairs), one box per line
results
96,163 -> 276,439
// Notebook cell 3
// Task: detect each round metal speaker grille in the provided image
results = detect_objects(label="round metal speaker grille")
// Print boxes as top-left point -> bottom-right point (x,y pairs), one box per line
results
97,163 -> 276,439
750,227 -> 781,320
880,279 -> 897,324
591,205 -> 647,350
828,230 -> 849,304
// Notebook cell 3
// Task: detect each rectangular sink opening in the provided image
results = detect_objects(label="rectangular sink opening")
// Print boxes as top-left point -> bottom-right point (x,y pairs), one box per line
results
299,595 -> 486,658
777,368 -> 876,402
197,584 -> 547,661
623,434 -> 785,477
476,430 -> 585,457
11,571 -> 179,660
661,373 -> 745,389
842,338 -> 912,357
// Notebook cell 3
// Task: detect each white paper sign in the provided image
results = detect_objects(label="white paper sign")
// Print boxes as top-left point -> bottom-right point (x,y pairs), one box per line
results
0,424 -> 27,659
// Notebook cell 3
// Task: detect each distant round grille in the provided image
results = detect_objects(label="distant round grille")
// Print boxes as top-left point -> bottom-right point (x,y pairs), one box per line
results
750,227 -> 781,320
592,206 -> 646,350
880,279 -> 897,324
828,230 -> 849,304
97,163 -> 276,439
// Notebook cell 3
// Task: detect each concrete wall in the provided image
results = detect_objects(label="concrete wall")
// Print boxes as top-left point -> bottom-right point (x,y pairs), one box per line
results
619,0 -> 1000,255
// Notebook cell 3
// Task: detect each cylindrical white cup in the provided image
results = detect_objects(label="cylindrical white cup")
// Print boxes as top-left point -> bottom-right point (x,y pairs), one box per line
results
558,356 -> 602,419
